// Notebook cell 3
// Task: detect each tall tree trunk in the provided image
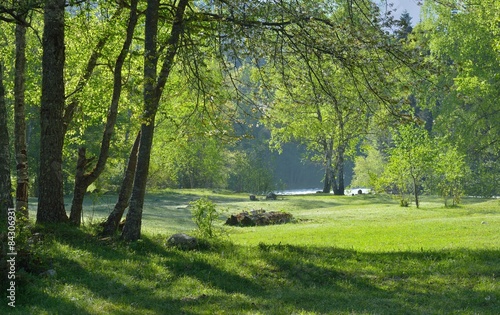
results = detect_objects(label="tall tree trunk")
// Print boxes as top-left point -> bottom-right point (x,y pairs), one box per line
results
333,144 -> 346,195
322,139 -> 333,193
102,131 -> 140,236
37,0 -> 68,224
0,62 -> 14,218
122,0 -> 189,241
69,0 -> 139,226
14,21 -> 29,217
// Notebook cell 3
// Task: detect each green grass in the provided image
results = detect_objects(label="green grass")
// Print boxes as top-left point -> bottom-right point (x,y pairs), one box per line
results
1,191 -> 499,314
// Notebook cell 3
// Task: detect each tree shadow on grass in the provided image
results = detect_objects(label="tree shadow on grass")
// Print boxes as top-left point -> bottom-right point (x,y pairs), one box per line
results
10,225 -> 500,314
0,291 -> 94,315
5,226 -> 198,315
255,244 -> 500,314
143,239 -> 408,314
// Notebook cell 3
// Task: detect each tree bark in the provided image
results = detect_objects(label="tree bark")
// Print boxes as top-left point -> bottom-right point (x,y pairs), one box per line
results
122,0 -> 189,241
322,139 -> 333,193
68,147 -> 91,225
333,144 -> 346,195
102,131 -> 140,236
69,0 -> 139,225
14,21 -> 29,217
0,62 -> 14,218
412,175 -> 419,208
37,0 -> 68,224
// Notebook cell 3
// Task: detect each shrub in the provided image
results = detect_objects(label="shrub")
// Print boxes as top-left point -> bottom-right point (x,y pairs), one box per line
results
400,198 -> 409,207
190,197 -> 223,238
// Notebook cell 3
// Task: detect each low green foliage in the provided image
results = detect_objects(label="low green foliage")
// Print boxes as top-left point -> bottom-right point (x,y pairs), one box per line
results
190,197 -> 224,238
2,191 -> 499,314
377,125 -> 470,208
378,124 -> 435,208
351,144 -> 385,189
400,198 -> 409,207
432,144 -> 469,206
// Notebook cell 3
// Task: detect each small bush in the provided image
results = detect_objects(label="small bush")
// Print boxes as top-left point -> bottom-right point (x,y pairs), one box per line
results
1,211 -> 45,293
190,197 -> 223,238
400,198 -> 409,207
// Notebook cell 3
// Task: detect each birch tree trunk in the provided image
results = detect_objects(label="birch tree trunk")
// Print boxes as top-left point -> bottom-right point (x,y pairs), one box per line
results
14,21 -> 29,217
0,62 -> 14,217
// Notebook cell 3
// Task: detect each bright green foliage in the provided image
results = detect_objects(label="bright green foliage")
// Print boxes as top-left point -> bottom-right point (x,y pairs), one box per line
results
260,54 -> 373,194
247,0 -> 415,194
416,0 -> 500,196
148,58 -> 238,190
1,1 -> 145,196
150,136 -> 230,189
379,124 -> 470,207
190,197 -> 221,238
265,61 -> 369,154
379,124 -> 435,207
62,2 -> 144,194
226,150 -> 276,194
432,143 -> 469,206
351,144 -> 385,189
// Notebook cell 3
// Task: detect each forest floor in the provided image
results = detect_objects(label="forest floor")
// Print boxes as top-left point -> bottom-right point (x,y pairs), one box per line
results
2,190 -> 500,314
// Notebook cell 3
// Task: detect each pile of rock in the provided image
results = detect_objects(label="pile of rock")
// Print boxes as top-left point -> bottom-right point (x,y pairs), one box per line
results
225,209 -> 293,227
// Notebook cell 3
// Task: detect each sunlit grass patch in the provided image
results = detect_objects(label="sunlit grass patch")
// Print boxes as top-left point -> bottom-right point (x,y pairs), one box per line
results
6,191 -> 500,314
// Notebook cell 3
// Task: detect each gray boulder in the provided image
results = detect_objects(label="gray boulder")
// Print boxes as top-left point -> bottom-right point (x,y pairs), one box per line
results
166,233 -> 198,250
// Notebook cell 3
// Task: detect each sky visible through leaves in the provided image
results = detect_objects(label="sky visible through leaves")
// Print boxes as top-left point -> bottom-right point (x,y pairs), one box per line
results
387,0 -> 422,24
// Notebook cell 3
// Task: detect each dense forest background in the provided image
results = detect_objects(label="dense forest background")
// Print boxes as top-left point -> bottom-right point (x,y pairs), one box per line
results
1,0 -> 498,240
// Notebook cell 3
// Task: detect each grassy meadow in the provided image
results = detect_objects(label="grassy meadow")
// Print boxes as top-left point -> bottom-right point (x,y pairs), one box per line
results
1,190 -> 499,314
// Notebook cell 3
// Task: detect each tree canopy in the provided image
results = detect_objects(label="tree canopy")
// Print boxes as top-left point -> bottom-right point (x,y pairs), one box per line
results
0,0 -> 498,238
